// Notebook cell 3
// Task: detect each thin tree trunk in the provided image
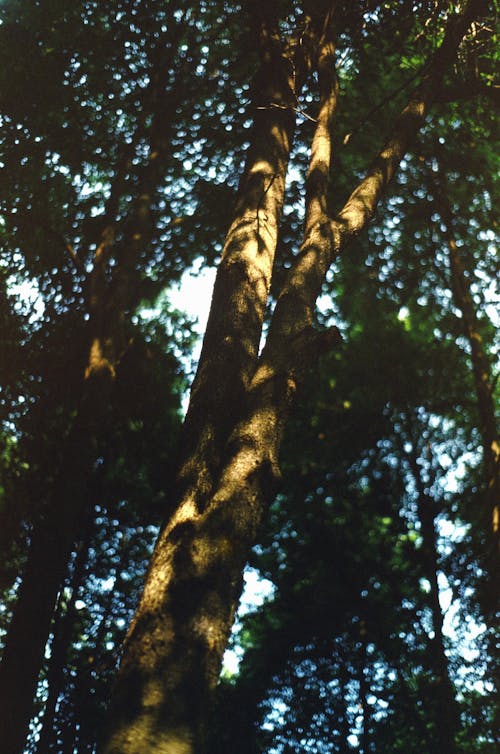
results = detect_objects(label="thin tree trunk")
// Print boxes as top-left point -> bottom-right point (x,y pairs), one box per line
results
36,521 -> 93,754
358,629 -> 371,754
0,368 -> 113,754
338,656 -> 352,754
441,194 -> 499,556
0,206 -> 124,754
436,185 -> 500,708
100,5 -> 482,752
405,438 -> 460,754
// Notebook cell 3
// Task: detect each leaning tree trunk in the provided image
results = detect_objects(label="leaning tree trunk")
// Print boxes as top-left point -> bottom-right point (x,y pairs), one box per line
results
99,6 -> 305,751
0,211 -> 133,754
99,4 -> 483,753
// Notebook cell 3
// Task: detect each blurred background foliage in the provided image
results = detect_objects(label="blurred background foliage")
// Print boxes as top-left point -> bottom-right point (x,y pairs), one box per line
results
0,1 -> 498,752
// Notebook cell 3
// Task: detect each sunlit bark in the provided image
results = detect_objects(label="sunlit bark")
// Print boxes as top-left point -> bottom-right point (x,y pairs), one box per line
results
99,17 -> 304,749
100,3 -> 484,753
177,10 -> 303,514
264,0 -> 481,364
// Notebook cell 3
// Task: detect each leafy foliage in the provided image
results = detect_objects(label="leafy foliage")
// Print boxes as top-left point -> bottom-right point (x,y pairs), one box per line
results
0,1 -> 498,752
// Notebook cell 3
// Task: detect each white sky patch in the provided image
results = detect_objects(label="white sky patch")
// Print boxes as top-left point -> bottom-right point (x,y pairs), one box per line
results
169,259 -> 216,350
222,567 -> 275,676
7,278 -> 45,323
238,567 -> 275,616
168,260 -> 216,413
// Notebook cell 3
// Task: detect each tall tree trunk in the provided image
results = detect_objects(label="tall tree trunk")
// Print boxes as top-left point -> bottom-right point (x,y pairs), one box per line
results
437,185 -> 500,704
338,656 -> 352,754
0,364 -> 113,754
99,8 -> 305,751
99,5 -> 483,752
0,211 -> 124,754
176,8 -> 304,512
455,247 -> 500,552
36,522 -> 92,754
0,28 -> 192,742
440,194 -> 499,556
358,627 -> 371,754
405,438 -> 460,754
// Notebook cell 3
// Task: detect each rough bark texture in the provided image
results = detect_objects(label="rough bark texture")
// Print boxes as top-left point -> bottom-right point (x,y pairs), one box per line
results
99,4 -> 483,753
177,12 -> 303,514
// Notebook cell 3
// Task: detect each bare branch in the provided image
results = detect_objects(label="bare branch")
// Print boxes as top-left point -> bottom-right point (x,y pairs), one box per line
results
333,0 -> 486,246
41,224 -> 85,273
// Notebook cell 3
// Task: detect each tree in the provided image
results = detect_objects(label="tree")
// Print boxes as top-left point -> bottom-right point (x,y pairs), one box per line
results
1,1 -> 496,752
96,2 -> 496,752
205,264 -> 480,753
0,1 -> 231,750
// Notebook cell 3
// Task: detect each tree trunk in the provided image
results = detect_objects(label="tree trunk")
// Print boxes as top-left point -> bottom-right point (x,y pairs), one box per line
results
406,439 -> 460,754
443,200 -> 499,556
358,629 -> 371,754
0,40 -> 189,741
338,657 -> 352,754
437,185 -> 500,706
0,209 -> 124,753
99,5 -> 483,752
36,523 -> 92,754
0,368 -> 113,754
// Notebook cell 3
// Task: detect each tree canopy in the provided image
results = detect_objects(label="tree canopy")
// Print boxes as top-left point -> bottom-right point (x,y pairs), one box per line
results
0,1 -> 498,753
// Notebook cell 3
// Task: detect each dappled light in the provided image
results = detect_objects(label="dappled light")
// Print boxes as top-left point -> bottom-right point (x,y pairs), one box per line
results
0,1 -> 497,753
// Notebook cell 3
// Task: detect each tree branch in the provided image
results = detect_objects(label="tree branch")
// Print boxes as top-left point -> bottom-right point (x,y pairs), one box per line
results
333,0 -> 485,245
265,0 -> 485,361
41,224 -> 86,274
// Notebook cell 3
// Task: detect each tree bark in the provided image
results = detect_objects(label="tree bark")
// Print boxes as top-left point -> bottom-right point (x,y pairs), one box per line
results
176,7 -> 304,512
436,184 -> 500,705
0,361 -> 114,754
35,523 -> 92,754
441,196 -> 499,557
0,213 -> 132,754
0,21 -> 198,748
405,435 -> 460,754
99,4 -> 484,753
